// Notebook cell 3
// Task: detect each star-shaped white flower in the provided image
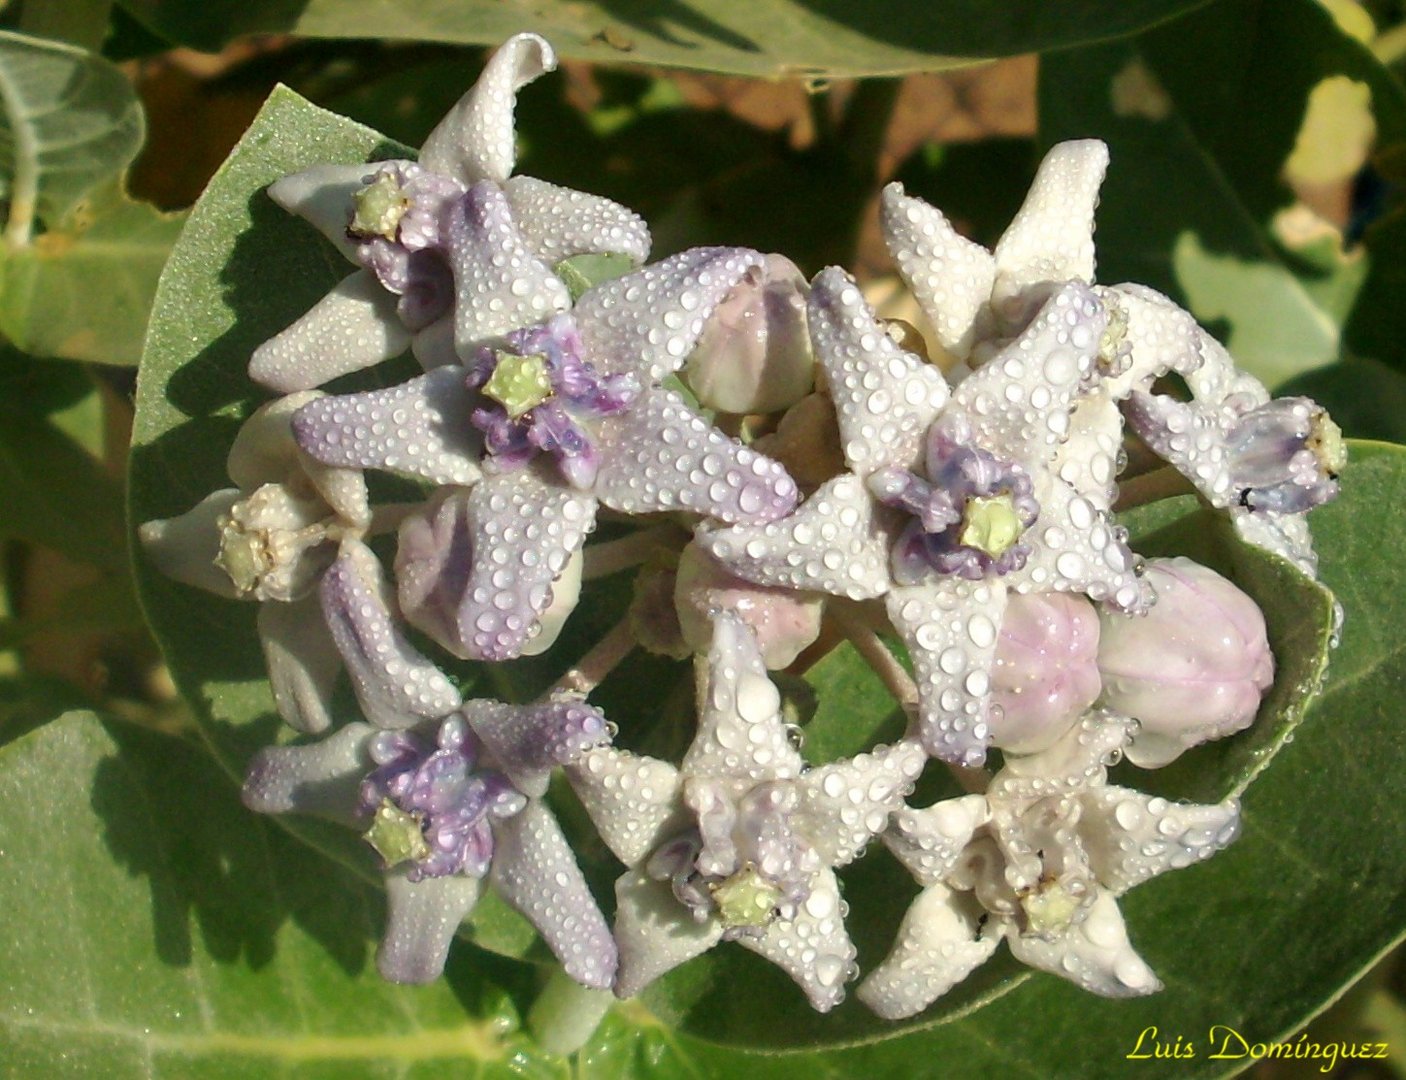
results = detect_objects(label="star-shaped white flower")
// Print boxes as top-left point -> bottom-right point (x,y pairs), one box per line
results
292,243 -> 799,661
249,32 -> 651,392
857,712 -> 1240,1019
140,393 -> 370,733
699,267 -> 1148,766
565,612 -> 925,1012
880,138 -> 1335,574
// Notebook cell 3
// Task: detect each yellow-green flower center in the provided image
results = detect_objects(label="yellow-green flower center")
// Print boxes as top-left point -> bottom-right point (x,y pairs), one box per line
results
1021,879 -> 1083,936
1308,410 -> 1347,476
363,799 -> 430,867
215,521 -> 270,595
350,173 -> 409,241
959,493 -> 1024,557
483,352 -> 553,419
710,865 -> 782,930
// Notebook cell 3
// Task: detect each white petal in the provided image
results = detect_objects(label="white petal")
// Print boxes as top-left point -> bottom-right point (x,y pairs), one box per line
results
268,162 -> 374,261
794,739 -> 927,867
1006,888 -> 1162,997
378,870 -> 482,984
1080,788 -> 1240,893
447,183 -> 570,354
880,183 -> 996,359
575,246 -> 763,384
1100,283 -> 1207,399
592,386 -> 798,523
566,747 -> 684,866
503,175 -> 650,265
684,612 -> 804,783
613,869 -> 723,999
695,473 -> 896,601
258,594 -> 342,734
490,801 -> 618,990
249,270 -> 410,393
241,721 -> 372,822
857,884 -> 998,1019
319,538 -> 463,728
138,489 -> 243,599
1013,472 -> 1151,614
808,266 -> 949,477
420,32 -> 556,185
1122,391 -> 1236,507
883,794 -> 991,886
885,579 -> 1008,767
953,280 -> 1106,463
736,868 -> 856,1013
292,365 -> 483,487
992,139 -> 1108,299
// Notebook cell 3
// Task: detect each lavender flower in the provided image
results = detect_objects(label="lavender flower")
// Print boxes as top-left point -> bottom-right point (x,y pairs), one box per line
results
565,612 -> 925,1011
249,32 -> 650,391
242,667 -> 615,985
291,242 -> 799,662
700,268 -> 1146,766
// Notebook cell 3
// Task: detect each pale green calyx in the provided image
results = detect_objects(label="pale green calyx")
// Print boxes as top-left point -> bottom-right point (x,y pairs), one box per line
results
710,864 -> 783,930
363,799 -> 431,867
350,173 -> 409,241
484,352 -> 553,418
960,493 -> 1024,557
1021,879 -> 1084,936
1309,410 -> 1347,476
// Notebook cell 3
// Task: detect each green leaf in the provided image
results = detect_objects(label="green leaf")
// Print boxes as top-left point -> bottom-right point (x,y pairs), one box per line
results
0,710 -> 564,1076
15,0 -> 115,51
0,387 -> 126,569
0,31 -> 184,364
115,0 -> 1212,79
1040,0 -> 1406,386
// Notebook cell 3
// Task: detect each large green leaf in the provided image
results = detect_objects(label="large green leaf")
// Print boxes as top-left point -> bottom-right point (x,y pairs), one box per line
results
0,710 -> 563,1077
115,0 -> 1211,78
1040,0 -> 1406,387
0,30 -> 184,364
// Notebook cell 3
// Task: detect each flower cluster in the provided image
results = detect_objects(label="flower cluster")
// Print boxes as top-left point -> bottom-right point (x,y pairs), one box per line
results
143,35 -> 1340,1026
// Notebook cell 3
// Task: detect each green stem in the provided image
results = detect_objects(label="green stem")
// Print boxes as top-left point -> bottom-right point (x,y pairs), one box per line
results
528,969 -> 613,1056
837,77 -> 902,184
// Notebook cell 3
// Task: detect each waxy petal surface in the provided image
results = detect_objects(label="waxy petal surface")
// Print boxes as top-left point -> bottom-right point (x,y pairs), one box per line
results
503,175 -> 650,266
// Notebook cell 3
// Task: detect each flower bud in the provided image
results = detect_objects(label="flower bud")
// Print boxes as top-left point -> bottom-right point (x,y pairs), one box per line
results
988,593 -> 1102,754
684,253 -> 814,415
674,543 -> 822,669
1097,557 -> 1273,767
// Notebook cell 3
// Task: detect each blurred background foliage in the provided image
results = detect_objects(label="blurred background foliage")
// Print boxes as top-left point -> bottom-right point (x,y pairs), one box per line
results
3,0 -> 1406,1075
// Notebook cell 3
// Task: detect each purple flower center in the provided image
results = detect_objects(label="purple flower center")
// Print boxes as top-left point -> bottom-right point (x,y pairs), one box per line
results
358,717 -> 526,881
466,313 -> 640,488
871,417 -> 1040,583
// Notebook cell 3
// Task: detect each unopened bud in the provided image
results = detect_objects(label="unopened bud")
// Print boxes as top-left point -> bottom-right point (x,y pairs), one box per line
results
989,593 -> 1102,754
685,254 -> 814,414
674,543 -> 822,669
1098,557 -> 1273,767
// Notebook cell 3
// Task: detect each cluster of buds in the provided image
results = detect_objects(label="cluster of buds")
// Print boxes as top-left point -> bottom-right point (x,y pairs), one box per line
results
142,34 -> 1339,1025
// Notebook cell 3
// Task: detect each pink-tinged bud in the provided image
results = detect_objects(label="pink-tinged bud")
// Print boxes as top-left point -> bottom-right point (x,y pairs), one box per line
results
989,593 -> 1102,754
674,543 -> 822,669
1098,557 -> 1274,768
684,253 -> 814,414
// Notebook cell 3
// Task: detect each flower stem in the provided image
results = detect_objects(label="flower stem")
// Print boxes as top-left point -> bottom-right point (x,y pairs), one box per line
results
830,601 -> 988,795
548,616 -> 637,697
1114,465 -> 1197,511
581,525 -> 683,581
527,968 -> 613,1056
